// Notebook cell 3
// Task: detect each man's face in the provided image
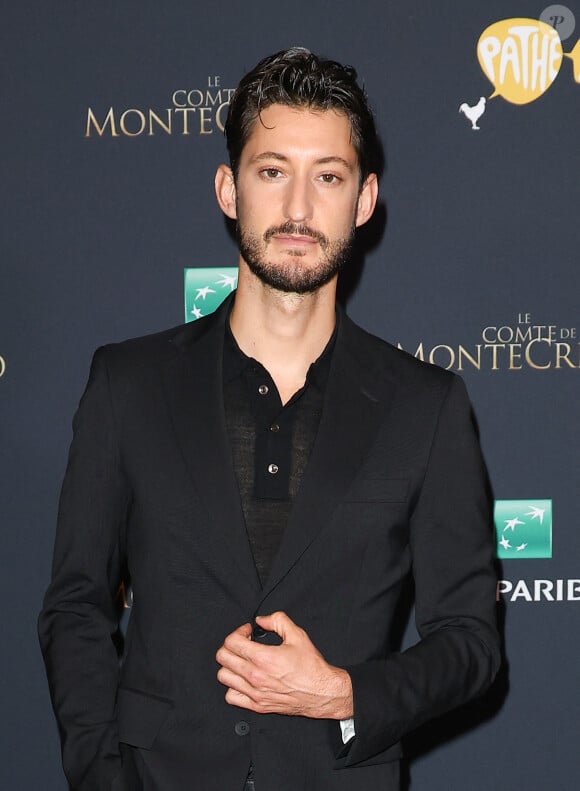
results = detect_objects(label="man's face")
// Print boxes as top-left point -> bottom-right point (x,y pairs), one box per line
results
220,104 -> 375,294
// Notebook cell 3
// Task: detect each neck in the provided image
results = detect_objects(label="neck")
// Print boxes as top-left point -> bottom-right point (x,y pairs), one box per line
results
230,261 -> 337,403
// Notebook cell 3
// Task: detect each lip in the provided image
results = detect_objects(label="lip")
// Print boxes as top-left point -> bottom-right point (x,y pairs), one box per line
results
272,234 -> 317,245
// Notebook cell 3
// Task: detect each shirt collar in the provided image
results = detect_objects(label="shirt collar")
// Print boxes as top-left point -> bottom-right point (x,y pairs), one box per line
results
222,298 -> 338,393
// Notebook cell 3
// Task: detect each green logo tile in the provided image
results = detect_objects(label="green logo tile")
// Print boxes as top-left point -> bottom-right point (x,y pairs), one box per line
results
494,499 -> 552,559
184,267 -> 238,322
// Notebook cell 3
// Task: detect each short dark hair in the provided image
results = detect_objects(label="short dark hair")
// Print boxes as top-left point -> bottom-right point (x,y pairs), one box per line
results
224,47 -> 381,185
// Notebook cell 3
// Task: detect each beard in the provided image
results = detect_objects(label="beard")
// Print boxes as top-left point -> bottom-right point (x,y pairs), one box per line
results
236,219 -> 355,294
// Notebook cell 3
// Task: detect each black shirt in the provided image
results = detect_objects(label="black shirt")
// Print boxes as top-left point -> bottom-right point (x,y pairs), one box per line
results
223,318 -> 336,586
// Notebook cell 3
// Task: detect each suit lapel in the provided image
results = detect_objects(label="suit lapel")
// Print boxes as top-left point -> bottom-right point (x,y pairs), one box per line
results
162,300 -> 261,597
260,314 -> 396,600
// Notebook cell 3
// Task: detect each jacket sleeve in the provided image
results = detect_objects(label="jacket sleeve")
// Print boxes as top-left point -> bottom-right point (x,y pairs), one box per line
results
341,374 -> 501,767
38,348 -> 130,790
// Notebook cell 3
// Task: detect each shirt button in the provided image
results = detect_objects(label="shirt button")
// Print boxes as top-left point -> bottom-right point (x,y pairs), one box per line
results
234,720 -> 250,736
270,423 -> 280,433
268,463 -> 279,475
258,384 -> 269,395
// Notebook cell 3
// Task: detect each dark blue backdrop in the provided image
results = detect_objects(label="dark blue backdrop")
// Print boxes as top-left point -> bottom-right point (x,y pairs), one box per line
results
3,1 -> 579,788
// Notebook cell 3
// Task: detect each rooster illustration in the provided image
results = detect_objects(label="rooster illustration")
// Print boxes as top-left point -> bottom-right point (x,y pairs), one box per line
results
459,96 -> 486,130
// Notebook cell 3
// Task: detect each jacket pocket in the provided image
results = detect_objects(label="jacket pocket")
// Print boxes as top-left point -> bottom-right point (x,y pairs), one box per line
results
342,477 -> 409,503
117,687 -> 173,749
336,739 -> 403,769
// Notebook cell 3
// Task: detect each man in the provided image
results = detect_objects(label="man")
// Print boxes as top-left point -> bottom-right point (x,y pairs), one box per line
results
39,48 -> 501,791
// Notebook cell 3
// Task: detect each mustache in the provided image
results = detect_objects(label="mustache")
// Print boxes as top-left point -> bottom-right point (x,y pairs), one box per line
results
263,222 -> 328,248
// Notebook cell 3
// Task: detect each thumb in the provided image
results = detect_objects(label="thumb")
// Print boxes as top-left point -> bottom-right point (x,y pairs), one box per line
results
255,611 -> 296,641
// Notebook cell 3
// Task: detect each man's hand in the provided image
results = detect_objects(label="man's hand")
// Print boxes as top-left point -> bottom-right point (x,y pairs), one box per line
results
215,611 -> 353,720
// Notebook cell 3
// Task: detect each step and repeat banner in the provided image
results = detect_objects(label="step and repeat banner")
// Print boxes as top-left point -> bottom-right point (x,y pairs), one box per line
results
3,2 -> 579,788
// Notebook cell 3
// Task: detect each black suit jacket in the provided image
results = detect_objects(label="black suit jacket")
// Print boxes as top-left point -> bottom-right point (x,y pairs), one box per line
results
39,296 -> 500,791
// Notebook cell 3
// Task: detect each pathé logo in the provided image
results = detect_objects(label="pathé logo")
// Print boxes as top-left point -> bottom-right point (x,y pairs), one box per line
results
459,6 -> 579,130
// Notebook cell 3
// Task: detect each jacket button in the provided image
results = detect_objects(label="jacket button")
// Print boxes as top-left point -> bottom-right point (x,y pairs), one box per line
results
234,720 -> 250,736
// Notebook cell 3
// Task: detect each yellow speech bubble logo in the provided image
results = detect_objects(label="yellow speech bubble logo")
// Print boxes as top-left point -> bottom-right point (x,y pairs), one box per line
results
564,37 -> 580,83
477,18 -> 563,104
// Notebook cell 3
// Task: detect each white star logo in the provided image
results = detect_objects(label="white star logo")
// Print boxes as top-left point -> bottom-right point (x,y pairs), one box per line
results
503,517 -> 525,532
215,273 -> 237,291
516,543 -> 528,552
525,505 -> 545,524
499,536 -> 511,550
190,305 -> 203,319
195,286 -> 216,301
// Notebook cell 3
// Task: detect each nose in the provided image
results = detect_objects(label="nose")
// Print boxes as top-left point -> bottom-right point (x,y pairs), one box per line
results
282,176 -> 313,223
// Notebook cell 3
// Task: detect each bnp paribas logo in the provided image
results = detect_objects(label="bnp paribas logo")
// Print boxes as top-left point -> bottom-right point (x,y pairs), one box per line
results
494,499 -> 553,559
184,267 -> 238,323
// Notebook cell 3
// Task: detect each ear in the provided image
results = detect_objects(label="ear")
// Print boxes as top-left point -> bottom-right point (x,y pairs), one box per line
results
214,164 -> 237,219
355,173 -> 378,228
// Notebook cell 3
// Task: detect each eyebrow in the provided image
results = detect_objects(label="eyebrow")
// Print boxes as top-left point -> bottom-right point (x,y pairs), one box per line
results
249,152 -> 355,171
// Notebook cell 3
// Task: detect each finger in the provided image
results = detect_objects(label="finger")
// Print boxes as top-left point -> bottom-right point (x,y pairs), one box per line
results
219,623 -> 252,648
227,622 -> 252,639
217,666 -> 259,698
238,622 -> 253,638
216,625 -> 254,663
225,686 -> 301,716
224,687 -> 257,710
217,640 -> 282,685
215,644 -> 256,678
219,665 -> 281,705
